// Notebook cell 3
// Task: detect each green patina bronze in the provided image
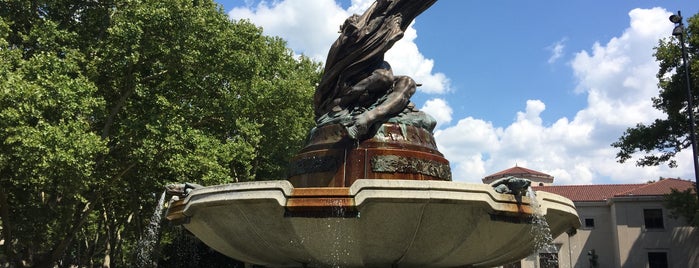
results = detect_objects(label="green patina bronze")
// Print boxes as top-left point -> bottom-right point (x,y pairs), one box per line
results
371,155 -> 452,181
491,176 -> 532,196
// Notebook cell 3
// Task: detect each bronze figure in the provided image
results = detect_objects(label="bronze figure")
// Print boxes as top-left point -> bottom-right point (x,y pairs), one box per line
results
314,0 -> 438,140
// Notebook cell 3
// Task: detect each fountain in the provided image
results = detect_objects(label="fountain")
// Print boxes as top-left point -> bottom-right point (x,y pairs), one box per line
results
165,1 -> 580,267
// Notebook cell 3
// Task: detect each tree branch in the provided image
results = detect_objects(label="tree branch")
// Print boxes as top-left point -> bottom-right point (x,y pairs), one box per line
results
37,197 -> 101,268
101,85 -> 134,140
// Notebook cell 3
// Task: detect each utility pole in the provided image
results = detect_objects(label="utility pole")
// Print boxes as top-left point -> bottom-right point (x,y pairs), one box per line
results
669,11 -> 699,200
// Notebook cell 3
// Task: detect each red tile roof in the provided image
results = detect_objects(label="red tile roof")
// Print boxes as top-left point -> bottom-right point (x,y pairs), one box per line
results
533,178 -> 695,202
616,178 -> 695,197
534,184 -> 640,202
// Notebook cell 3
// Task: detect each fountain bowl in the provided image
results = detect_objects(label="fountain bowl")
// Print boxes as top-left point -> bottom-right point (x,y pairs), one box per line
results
166,179 -> 579,267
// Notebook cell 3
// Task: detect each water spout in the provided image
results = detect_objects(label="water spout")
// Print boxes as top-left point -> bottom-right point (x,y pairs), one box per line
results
491,176 -> 531,208
165,182 -> 202,198
136,191 -> 167,268
527,188 -> 559,265
491,176 -> 531,195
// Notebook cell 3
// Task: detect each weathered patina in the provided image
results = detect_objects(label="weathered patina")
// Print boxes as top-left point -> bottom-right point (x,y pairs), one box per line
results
491,176 -> 532,196
314,0 -> 438,140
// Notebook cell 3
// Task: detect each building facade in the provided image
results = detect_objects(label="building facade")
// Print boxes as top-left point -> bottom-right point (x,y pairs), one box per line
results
485,166 -> 698,268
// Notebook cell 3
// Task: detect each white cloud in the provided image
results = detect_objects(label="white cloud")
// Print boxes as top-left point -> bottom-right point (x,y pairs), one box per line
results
228,0 -> 451,94
434,117 -> 501,172
229,0 -> 347,61
420,98 -> 452,129
230,3 -> 693,185
386,25 -> 451,94
437,7 -> 693,184
547,38 -> 566,64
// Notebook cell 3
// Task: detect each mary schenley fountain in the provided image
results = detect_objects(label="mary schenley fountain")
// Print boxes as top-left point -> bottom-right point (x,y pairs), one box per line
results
165,1 -> 580,267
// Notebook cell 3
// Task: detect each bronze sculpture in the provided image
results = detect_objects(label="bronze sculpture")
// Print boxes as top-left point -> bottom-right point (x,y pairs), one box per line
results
314,0 -> 438,140
288,0 -> 449,187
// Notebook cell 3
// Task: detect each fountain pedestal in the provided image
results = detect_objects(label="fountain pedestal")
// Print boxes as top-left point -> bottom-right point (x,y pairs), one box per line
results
288,123 -> 451,187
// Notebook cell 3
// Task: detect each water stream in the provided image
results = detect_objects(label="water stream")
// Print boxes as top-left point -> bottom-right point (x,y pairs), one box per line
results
527,188 -> 559,265
136,191 -> 167,267
327,199 -> 352,268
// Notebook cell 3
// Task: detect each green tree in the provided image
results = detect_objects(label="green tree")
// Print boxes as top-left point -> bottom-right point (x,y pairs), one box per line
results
0,17 -> 108,267
614,12 -> 699,226
663,188 -> 698,226
0,0 -> 320,266
612,13 -> 699,168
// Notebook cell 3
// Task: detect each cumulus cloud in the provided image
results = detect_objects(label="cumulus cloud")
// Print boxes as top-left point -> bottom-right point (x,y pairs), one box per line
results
434,117 -> 501,182
386,25 -> 451,94
228,0 -> 451,94
229,0 -> 346,61
437,7 -> 692,184
420,98 -> 452,129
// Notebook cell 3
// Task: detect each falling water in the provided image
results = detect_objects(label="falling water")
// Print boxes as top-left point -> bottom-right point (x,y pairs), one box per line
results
527,188 -> 559,265
328,199 -> 350,268
136,191 -> 167,268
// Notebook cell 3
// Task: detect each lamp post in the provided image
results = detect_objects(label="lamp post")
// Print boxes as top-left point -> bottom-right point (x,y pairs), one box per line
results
669,11 -> 699,197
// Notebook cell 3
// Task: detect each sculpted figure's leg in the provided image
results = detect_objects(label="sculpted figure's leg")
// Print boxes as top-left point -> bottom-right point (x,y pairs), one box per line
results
338,68 -> 394,109
346,76 -> 416,140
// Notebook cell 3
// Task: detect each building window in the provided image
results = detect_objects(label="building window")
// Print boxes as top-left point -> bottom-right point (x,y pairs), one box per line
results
584,218 -> 595,228
539,253 -> 559,268
648,252 -> 668,268
643,209 -> 664,229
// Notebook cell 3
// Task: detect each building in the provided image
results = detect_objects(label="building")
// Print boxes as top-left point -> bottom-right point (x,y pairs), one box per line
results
482,165 -> 554,186
484,166 -> 699,268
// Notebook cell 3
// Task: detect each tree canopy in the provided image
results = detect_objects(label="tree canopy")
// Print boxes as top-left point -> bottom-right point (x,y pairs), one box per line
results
612,13 -> 699,168
0,0 -> 320,266
663,188 -> 698,226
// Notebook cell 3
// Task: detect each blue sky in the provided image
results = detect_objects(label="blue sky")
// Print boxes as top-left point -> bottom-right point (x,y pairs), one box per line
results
216,0 -> 699,185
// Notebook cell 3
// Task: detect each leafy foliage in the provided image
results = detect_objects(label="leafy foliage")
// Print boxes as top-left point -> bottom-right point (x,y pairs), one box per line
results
612,13 -> 699,167
663,188 -> 698,226
0,0 -> 320,266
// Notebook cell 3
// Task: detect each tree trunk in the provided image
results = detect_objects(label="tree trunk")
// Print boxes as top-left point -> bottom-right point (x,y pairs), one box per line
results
34,199 -> 100,268
0,189 -> 20,267
102,239 -> 111,268
102,210 -> 111,268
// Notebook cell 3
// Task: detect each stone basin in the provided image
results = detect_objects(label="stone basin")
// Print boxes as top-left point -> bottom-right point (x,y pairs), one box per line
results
166,179 -> 579,267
